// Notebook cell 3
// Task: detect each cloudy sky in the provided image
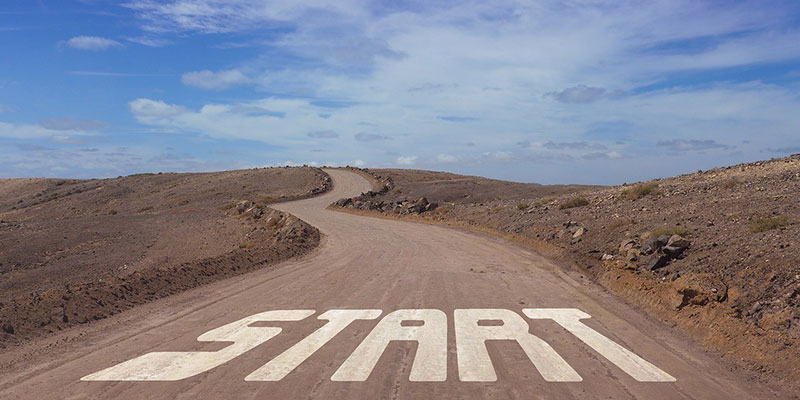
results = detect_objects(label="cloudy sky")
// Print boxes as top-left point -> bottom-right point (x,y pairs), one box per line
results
1,0 -> 799,184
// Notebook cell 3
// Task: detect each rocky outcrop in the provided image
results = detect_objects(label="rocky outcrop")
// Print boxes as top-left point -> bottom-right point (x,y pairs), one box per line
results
335,196 -> 438,215
614,234 -> 691,271
331,168 -> 439,215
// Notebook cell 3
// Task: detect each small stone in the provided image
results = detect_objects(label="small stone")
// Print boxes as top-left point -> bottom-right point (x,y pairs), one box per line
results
573,227 -> 585,239
2,324 -> 14,334
601,253 -> 614,261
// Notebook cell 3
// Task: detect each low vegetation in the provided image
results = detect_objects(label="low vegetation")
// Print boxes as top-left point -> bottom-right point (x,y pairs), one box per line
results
721,177 -> 740,189
219,201 -> 238,210
621,182 -> 659,200
649,226 -> 690,238
516,202 -> 529,210
749,216 -> 790,233
607,218 -> 636,231
559,196 -> 589,209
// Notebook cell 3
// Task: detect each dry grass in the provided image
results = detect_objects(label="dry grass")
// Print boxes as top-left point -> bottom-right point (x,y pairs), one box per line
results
721,178 -> 741,190
607,218 -> 636,231
136,206 -> 153,213
219,201 -> 237,210
559,196 -> 589,209
622,182 -> 659,200
749,216 -> 790,233
649,226 -> 690,238
516,202 -> 529,211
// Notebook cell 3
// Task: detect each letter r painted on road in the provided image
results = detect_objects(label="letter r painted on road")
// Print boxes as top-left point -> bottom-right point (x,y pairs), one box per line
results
523,308 -> 675,382
81,310 -> 315,381
454,309 -> 582,382
331,309 -> 448,382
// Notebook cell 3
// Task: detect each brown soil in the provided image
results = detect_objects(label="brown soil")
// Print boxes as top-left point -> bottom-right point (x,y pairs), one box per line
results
0,167 -> 329,347
336,157 -> 800,386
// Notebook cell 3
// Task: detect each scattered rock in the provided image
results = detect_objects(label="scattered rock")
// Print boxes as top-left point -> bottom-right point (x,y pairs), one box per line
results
601,253 -> 614,261
643,253 -> 671,271
619,239 -> 637,254
236,200 -> 252,214
641,235 -> 671,255
626,248 -> 641,261
2,324 -> 14,334
573,227 -> 585,239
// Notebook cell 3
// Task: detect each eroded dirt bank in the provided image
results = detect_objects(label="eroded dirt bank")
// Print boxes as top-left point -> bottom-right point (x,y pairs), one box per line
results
334,156 -> 800,385
0,167 -> 329,347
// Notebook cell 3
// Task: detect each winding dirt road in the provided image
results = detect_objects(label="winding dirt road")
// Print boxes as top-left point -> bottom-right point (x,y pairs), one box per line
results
0,170 -> 776,399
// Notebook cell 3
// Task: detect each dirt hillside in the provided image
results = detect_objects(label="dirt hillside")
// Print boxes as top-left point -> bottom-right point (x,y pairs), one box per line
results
334,156 -> 800,384
0,167 -> 330,347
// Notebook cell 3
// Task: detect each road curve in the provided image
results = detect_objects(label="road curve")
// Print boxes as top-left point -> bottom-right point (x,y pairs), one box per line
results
0,169 -> 769,399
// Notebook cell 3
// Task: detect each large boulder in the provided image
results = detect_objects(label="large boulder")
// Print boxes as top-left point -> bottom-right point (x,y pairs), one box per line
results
663,235 -> 691,258
641,235 -> 671,255
643,253 -> 671,271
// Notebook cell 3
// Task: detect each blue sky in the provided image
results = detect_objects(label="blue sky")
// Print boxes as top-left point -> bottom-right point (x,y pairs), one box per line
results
1,0 -> 799,184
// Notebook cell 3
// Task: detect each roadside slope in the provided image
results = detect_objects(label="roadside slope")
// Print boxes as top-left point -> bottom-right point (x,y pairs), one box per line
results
0,169 -> 787,399
334,157 -> 800,386
0,167 -> 329,346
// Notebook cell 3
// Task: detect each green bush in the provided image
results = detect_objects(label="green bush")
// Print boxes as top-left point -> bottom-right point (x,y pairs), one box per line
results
749,216 -> 790,233
622,182 -> 659,200
721,178 -> 740,189
650,226 -> 689,237
559,196 -> 589,209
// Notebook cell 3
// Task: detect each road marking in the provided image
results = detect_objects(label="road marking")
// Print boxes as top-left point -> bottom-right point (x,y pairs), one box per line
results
245,309 -> 381,381
81,308 -> 675,383
331,309 -> 448,382
523,308 -> 675,382
81,310 -> 314,381
455,308 -> 582,382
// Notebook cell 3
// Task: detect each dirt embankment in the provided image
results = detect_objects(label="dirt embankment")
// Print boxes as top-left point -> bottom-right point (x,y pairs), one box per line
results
0,167 -> 330,347
333,158 -> 800,384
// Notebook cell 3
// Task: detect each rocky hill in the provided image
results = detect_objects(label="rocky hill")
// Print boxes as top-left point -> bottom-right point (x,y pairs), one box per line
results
334,156 -> 800,384
0,167 -> 330,347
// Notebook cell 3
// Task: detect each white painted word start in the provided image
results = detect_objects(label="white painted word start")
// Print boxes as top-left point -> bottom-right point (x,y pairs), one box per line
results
82,308 -> 675,383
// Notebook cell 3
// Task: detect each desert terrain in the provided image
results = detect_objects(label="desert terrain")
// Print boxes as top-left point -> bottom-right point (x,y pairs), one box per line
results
0,167 -> 330,347
335,155 -> 800,388
0,163 -> 796,399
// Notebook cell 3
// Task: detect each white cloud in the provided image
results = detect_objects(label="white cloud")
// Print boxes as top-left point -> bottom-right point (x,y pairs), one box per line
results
396,155 -> 417,166
0,104 -> 7,113
126,36 -> 172,47
181,69 -> 251,90
65,36 -> 123,50
0,121 -> 99,139
436,153 -> 458,163
117,1 -> 800,183
40,118 -> 108,131
352,159 -> 366,167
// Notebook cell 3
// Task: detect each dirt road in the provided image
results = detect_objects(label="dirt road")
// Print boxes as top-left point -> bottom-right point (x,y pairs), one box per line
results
0,170 -> 780,399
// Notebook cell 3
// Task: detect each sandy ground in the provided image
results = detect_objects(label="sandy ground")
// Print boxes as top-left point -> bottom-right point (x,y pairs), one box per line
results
0,167 -> 328,346
0,169 -> 791,399
342,157 -> 800,386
